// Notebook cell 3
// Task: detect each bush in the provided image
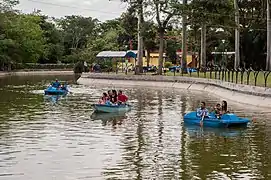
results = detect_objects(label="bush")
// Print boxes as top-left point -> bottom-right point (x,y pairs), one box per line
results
73,61 -> 84,73
164,61 -> 173,68
12,63 -> 74,70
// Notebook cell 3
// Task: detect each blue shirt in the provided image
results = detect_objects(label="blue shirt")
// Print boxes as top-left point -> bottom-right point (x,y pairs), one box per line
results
52,82 -> 60,88
196,108 -> 209,117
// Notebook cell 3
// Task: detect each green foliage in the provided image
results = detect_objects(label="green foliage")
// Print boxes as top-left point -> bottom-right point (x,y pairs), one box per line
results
164,61 -> 173,68
0,12 -> 45,69
0,0 -> 268,71
73,61 -> 84,73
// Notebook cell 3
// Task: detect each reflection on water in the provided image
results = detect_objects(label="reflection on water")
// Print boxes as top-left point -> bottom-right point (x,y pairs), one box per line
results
0,75 -> 270,179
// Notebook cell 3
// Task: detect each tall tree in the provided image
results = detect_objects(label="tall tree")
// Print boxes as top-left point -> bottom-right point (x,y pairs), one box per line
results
150,0 -> 181,74
58,15 -> 98,55
188,0 -> 234,69
238,0 -> 266,69
267,0 -> 271,70
142,21 -> 157,66
182,0 -> 188,73
234,0 -> 240,69
39,16 -> 64,63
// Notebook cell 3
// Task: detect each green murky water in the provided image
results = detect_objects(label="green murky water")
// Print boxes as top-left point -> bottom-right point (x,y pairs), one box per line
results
0,75 -> 270,180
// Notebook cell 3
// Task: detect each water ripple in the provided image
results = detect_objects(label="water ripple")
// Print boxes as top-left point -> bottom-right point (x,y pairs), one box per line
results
0,75 -> 270,179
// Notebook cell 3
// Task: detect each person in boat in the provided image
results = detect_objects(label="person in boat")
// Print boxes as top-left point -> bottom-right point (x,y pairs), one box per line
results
99,92 -> 109,104
61,82 -> 68,91
118,90 -> 128,104
110,90 -> 118,104
213,103 -> 222,118
52,79 -> 61,89
221,100 -> 229,114
196,101 -> 209,117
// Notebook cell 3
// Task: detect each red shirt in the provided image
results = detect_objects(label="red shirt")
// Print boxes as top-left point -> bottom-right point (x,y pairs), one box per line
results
118,94 -> 128,102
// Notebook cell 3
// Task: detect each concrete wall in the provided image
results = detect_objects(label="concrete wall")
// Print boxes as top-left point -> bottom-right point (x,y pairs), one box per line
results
0,70 -> 74,78
77,73 -> 271,108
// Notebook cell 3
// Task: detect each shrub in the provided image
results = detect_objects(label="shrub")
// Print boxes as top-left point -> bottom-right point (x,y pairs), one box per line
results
164,61 -> 173,68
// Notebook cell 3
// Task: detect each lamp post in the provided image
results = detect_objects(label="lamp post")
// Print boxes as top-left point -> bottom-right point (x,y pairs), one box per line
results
225,49 -> 228,68
214,46 -> 217,66
221,40 -> 225,68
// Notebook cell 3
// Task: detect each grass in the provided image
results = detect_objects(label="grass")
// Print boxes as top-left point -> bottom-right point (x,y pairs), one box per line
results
100,70 -> 271,88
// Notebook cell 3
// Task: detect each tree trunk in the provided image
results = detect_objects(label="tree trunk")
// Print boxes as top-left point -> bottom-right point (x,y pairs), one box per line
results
157,30 -> 164,75
146,50 -> 150,67
234,0 -> 240,69
135,0 -> 144,74
200,23 -> 206,70
267,0 -> 271,70
182,0 -> 188,73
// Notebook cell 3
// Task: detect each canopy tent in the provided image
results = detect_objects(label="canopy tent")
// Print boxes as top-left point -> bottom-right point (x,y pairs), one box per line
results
96,51 -> 138,73
96,50 -> 137,58
96,51 -> 127,58
126,50 -> 137,58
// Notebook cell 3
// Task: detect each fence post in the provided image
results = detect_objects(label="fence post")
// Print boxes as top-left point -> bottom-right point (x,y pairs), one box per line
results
245,68 -> 252,85
253,70 -> 260,86
264,71 -> 271,87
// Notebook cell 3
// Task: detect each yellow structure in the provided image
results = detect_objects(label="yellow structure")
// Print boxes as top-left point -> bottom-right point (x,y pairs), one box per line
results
125,52 -> 165,67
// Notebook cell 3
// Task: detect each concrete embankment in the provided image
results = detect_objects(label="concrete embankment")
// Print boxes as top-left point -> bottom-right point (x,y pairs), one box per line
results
0,70 -> 74,78
77,73 -> 271,108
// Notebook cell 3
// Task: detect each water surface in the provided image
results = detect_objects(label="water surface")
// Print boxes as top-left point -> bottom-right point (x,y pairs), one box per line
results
0,75 -> 270,180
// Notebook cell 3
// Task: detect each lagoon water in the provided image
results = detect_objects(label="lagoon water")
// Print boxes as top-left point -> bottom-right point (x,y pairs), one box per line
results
0,75 -> 270,179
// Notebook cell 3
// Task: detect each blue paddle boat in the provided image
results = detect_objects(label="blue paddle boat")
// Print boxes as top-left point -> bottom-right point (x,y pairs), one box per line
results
44,86 -> 68,96
184,124 -> 247,138
92,104 -> 131,113
183,112 -> 250,128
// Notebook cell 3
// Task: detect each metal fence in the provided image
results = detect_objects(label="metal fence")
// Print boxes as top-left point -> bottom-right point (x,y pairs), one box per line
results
170,67 -> 271,87
101,66 -> 271,88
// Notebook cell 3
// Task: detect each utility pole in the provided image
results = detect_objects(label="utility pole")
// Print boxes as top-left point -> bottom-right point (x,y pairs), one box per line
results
234,0 -> 240,69
181,0 -> 187,73
267,0 -> 271,70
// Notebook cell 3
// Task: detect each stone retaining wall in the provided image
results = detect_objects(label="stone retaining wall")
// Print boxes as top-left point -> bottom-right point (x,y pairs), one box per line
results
78,73 -> 271,108
0,70 -> 74,78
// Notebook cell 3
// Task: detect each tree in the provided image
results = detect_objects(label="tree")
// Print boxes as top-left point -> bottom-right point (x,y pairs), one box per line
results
142,21 -> 157,66
238,0 -> 266,69
150,0 -> 181,74
188,0 -> 234,69
39,16 -> 64,63
0,0 -> 19,12
1,14 -> 45,65
164,28 -> 182,64
58,15 -> 99,56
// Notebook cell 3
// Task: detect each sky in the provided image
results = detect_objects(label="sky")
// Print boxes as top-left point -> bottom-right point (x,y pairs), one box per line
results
16,0 -> 127,21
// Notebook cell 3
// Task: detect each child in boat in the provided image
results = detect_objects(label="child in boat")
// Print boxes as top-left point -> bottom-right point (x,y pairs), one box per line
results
118,90 -> 128,104
61,82 -> 68,91
196,101 -> 209,117
213,103 -> 222,118
99,92 -> 108,104
110,90 -> 118,104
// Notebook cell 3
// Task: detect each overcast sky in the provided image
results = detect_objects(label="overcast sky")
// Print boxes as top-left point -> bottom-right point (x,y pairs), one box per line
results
16,0 -> 127,21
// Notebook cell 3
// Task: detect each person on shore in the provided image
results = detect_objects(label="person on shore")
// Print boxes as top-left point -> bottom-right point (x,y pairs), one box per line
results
118,90 -> 128,104
196,101 -> 209,117
52,79 -> 61,89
